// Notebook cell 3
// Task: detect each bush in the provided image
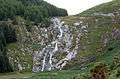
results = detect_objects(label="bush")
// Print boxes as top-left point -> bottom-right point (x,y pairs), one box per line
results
90,63 -> 108,79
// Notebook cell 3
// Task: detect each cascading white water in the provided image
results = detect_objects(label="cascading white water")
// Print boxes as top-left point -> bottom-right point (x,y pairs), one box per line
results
49,52 -> 53,71
54,43 -> 58,52
38,18 -> 65,71
32,17 -> 79,72
41,53 -> 47,71
48,42 -> 58,71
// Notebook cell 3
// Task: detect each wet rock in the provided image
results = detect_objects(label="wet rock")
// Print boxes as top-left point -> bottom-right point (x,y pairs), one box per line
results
32,18 -> 75,72
112,29 -> 120,39
74,22 -> 80,26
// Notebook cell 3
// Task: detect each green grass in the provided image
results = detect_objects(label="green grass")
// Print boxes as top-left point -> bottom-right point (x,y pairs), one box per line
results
0,72 -> 34,79
61,14 -> 120,79
1,17 -> 120,79
0,70 -> 83,79
21,70 -> 84,79
79,0 -> 120,16
2,0 -> 120,78
1,48 -> 118,79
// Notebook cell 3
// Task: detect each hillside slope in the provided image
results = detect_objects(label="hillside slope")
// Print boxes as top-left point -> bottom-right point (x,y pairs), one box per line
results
10,0 -> 120,78
79,0 -> 120,16
61,0 -> 120,78
18,0 -> 120,78
24,0 -> 120,78
0,0 -> 68,73
0,0 -> 120,79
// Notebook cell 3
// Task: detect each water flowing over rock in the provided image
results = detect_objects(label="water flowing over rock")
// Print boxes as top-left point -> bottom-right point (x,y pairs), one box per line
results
32,17 -> 87,72
112,29 -> 120,39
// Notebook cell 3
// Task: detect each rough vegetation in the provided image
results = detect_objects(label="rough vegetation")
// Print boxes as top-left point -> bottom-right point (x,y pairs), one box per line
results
0,0 -> 68,73
0,0 -> 120,79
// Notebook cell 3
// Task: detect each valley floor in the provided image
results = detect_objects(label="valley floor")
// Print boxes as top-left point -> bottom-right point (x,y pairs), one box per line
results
0,72 -> 34,79
0,70 -> 83,79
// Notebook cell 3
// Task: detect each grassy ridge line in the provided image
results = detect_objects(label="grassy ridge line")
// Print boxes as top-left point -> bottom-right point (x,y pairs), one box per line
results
79,0 -> 120,16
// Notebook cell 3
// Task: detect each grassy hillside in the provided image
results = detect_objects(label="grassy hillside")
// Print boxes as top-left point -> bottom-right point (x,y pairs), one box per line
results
24,0 -> 120,78
61,0 -> 120,78
79,0 -> 120,16
0,0 -> 120,79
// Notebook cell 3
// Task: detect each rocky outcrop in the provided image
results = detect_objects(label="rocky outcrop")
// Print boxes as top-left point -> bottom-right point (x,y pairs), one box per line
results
32,17 -> 89,72
6,16 -> 92,72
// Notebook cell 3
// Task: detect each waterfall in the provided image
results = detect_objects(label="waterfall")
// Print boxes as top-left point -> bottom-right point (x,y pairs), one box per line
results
52,18 -> 63,38
66,52 -> 76,60
55,50 -> 77,69
58,26 -> 63,38
40,18 -> 64,71
41,53 -> 47,71
53,42 -> 58,52
33,17 -> 78,72
48,52 -> 53,71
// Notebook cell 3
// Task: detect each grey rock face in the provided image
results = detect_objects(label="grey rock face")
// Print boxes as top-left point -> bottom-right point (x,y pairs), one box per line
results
32,18 -> 88,72
112,29 -> 120,39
